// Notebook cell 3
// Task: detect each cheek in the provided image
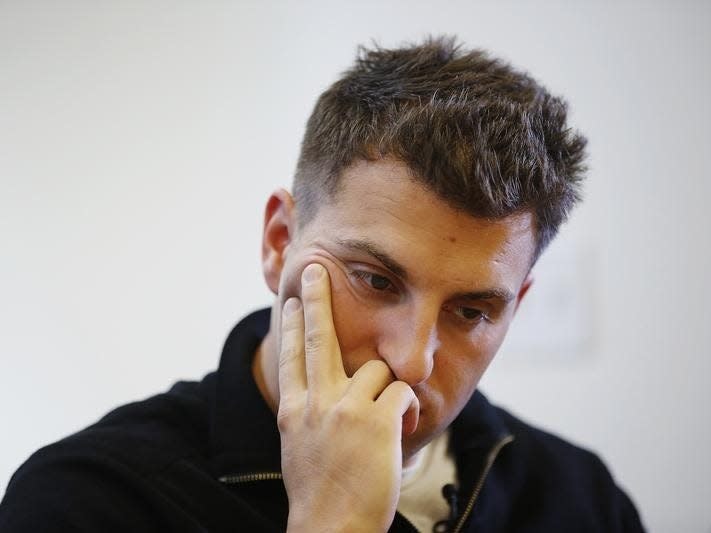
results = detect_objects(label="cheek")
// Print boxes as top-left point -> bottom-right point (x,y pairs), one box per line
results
277,254 -> 379,375
438,352 -> 488,395
460,335 -> 500,380
429,333 -> 502,403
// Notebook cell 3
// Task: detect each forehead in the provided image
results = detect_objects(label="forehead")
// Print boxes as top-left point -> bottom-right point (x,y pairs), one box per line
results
303,159 -> 536,286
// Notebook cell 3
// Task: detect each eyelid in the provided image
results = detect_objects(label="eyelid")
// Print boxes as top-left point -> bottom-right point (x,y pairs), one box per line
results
444,303 -> 491,326
454,297 -> 495,316
347,265 -> 400,294
347,262 -> 397,280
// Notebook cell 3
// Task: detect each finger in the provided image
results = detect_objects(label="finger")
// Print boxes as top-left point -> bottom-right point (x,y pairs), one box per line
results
375,381 -> 420,437
301,263 -> 347,388
278,297 -> 307,401
347,359 -> 395,401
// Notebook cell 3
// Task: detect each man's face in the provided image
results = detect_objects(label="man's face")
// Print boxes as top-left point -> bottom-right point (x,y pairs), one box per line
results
267,158 -> 535,460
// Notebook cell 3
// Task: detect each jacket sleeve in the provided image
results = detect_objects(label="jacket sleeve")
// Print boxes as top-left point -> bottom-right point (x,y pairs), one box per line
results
0,443 -> 178,533
615,483 -> 646,532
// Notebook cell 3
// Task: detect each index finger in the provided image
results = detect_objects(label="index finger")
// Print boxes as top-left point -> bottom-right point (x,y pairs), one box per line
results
301,263 -> 347,389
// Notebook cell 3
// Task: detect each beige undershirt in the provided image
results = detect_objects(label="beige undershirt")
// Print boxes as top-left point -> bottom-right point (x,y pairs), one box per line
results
397,431 -> 457,532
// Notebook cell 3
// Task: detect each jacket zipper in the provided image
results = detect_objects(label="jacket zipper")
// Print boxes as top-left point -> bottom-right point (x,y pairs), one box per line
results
220,472 -> 425,532
219,434 -> 513,533
219,472 -> 282,483
451,434 -> 514,533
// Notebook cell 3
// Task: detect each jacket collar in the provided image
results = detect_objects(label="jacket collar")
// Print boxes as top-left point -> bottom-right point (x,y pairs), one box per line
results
209,308 -> 511,482
210,308 -> 281,475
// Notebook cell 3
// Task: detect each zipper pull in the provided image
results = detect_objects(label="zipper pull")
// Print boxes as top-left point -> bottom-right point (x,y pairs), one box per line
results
432,483 -> 458,532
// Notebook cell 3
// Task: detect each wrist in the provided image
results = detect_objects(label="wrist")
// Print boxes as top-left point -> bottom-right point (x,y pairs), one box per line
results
286,505 -> 388,533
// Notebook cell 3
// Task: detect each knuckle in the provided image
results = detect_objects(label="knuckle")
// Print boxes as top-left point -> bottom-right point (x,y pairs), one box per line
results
276,402 -> 297,432
279,329 -> 302,356
276,415 -> 292,434
278,343 -> 299,365
304,394 -> 328,421
386,380 -> 415,400
304,330 -> 325,354
332,400 -> 364,425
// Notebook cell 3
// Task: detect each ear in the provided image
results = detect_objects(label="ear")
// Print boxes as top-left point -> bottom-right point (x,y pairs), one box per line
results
513,273 -> 534,315
262,189 -> 297,295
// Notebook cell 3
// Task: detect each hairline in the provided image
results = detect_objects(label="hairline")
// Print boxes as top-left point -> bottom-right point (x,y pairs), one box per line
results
294,157 -> 544,268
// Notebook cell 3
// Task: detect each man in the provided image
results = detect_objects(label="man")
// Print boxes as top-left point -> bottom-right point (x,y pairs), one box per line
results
0,37 -> 644,532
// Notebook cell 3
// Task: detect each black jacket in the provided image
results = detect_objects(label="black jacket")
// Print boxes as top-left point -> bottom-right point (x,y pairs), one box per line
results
0,309 -> 645,532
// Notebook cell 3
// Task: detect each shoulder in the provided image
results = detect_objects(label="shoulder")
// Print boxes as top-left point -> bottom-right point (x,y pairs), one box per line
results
0,375 -> 215,532
53,375 -> 214,472
496,405 -> 611,480
485,404 -> 645,531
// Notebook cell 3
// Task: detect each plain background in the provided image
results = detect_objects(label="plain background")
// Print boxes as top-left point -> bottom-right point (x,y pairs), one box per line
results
1,1 -> 710,531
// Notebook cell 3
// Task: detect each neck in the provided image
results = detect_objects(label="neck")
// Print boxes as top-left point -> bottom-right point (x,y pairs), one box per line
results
251,304 -> 280,415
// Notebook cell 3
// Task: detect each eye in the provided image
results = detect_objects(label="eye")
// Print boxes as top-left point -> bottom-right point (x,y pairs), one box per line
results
349,270 -> 396,293
446,304 -> 489,325
459,307 -> 482,320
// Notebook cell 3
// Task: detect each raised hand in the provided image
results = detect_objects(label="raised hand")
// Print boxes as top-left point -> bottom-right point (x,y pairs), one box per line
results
277,263 -> 419,533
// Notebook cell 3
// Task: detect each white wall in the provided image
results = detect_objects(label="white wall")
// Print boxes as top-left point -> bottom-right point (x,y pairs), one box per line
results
1,1 -> 709,531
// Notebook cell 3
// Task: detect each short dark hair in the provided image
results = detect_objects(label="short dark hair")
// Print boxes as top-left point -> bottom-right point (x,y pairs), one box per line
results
293,36 -> 587,262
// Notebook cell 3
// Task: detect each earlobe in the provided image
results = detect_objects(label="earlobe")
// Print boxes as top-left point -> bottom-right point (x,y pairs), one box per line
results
513,274 -> 534,314
262,189 -> 296,295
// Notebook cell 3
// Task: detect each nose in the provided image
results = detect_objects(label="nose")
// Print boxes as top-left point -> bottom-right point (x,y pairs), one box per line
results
377,305 -> 440,387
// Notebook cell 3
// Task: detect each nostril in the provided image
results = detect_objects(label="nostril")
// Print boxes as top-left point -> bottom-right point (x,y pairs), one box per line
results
392,351 -> 434,387
376,317 -> 439,385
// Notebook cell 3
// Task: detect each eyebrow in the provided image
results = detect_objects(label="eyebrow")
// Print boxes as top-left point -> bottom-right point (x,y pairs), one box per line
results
334,238 -> 516,305
336,238 -> 408,279
451,288 -> 515,305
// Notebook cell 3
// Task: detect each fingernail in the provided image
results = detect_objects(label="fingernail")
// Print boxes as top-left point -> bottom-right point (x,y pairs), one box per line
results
283,297 -> 301,316
302,263 -> 324,284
